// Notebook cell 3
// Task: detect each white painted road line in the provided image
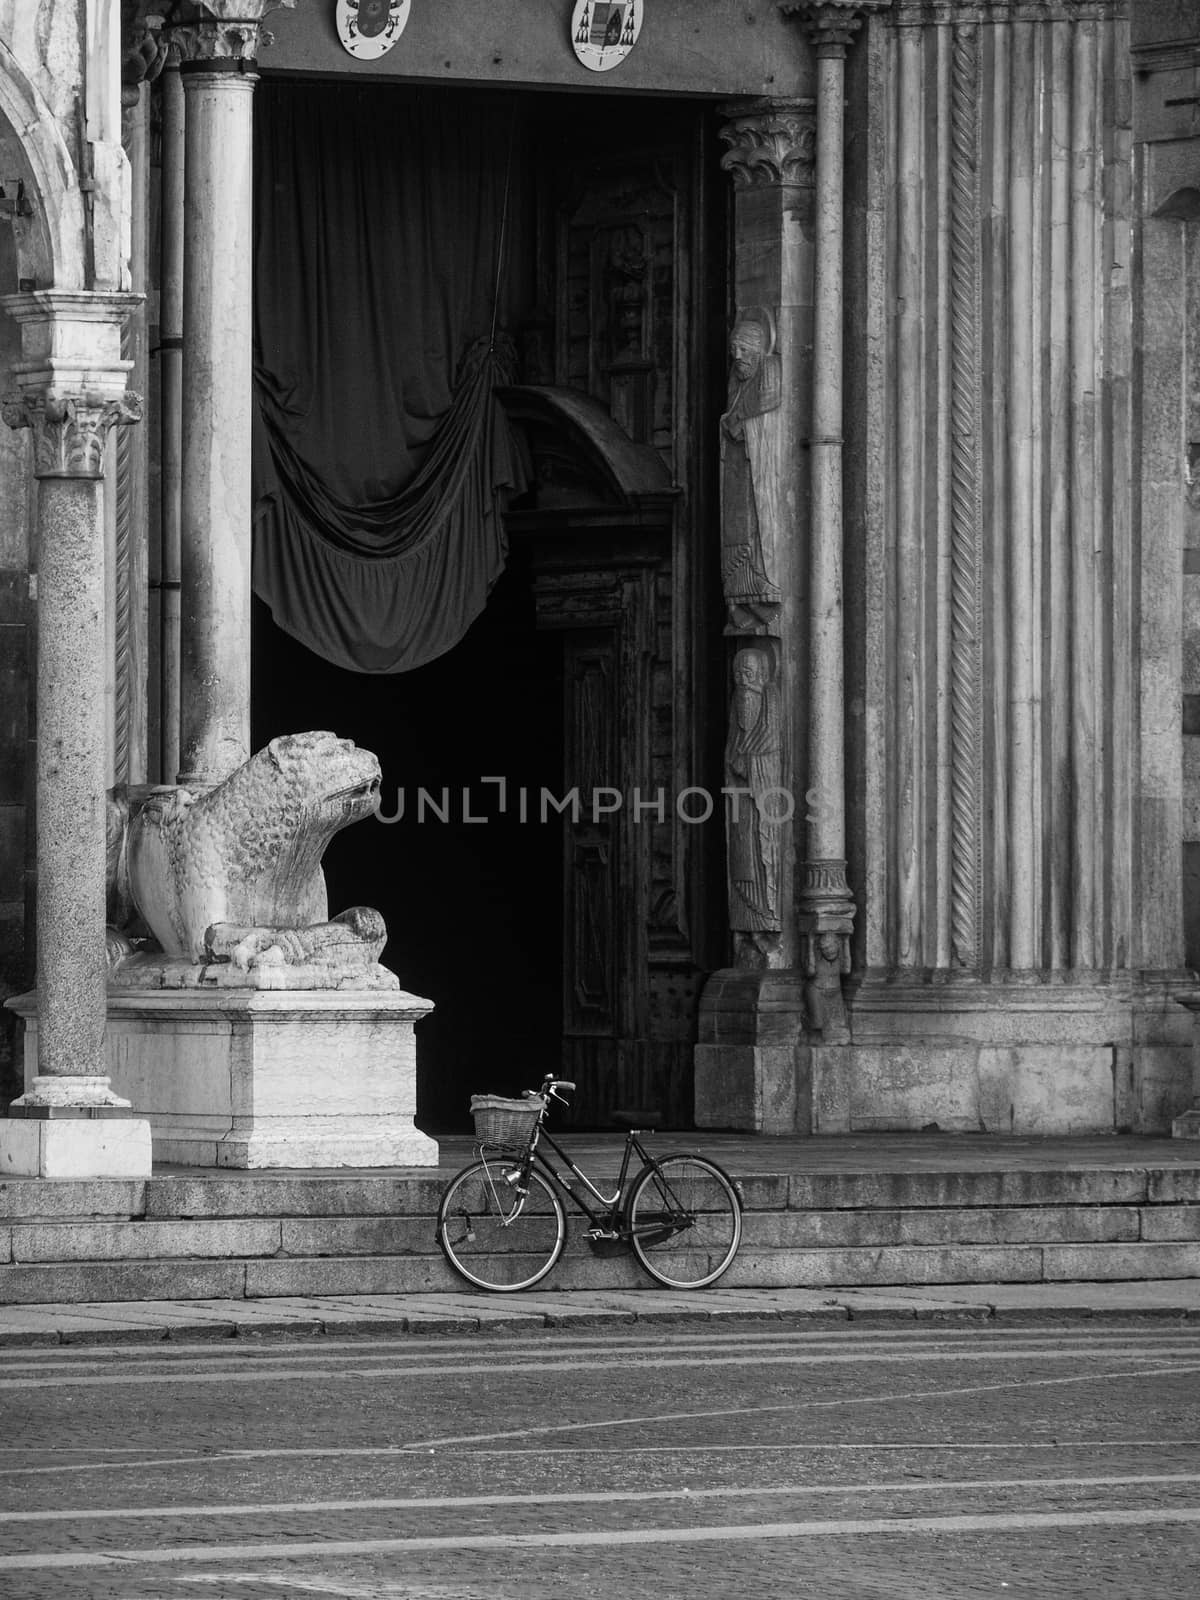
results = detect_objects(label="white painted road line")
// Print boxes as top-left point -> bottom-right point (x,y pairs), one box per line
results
2,1345 -> 1198,1389
3,1470 -> 1199,1524
6,1507 -> 1200,1571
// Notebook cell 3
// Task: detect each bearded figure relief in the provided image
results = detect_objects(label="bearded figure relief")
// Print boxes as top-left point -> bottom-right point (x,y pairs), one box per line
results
719,307 -> 783,610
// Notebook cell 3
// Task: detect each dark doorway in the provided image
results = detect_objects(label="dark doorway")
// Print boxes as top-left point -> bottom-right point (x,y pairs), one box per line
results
251,76 -> 728,1133
251,549 -> 564,1134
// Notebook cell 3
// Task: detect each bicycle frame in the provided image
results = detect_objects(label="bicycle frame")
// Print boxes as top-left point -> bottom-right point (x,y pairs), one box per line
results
483,1122 -> 657,1235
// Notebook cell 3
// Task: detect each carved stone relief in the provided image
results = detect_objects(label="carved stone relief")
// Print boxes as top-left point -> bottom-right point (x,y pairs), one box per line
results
720,307 -> 784,629
724,645 -> 784,954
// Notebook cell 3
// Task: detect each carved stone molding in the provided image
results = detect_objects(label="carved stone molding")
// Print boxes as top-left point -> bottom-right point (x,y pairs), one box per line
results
2,392 -> 144,478
719,100 -> 816,190
948,19 -> 983,970
889,1 -> 1123,22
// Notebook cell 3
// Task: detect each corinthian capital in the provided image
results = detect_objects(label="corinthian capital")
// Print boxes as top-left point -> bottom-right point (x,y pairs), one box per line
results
781,1 -> 892,52
167,0 -> 294,65
719,99 -> 817,189
3,392 -> 143,478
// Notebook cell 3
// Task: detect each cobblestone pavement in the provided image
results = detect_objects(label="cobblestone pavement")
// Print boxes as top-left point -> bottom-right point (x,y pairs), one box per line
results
2,1319 -> 1200,1597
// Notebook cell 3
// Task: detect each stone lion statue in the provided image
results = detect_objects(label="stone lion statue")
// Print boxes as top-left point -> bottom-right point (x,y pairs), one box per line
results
107,731 -> 395,989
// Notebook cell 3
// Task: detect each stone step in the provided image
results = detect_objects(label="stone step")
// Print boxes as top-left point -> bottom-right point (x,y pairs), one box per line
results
6,1202 -> 1200,1269
4,1164 -> 1200,1222
4,1238 -> 1200,1306
5,1154 -> 1200,1305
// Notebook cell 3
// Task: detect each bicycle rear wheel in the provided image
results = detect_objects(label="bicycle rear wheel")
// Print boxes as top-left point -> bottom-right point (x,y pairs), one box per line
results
626,1154 -> 742,1289
436,1158 -> 566,1292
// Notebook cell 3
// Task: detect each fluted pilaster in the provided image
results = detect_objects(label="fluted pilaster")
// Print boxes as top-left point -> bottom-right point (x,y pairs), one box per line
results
865,1 -> 1131,981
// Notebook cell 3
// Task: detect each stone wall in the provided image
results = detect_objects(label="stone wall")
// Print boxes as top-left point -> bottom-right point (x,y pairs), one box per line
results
828,0 -> 1197,1135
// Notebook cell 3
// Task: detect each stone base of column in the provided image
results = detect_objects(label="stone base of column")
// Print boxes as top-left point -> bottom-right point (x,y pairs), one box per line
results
0,1108 -> 153,1180
694,968 -> 809,1133
812,975 -> 1197,1136
1169,990 -> 1200,1138
10,988 -> 440,1169
0,1070 -> 154,1178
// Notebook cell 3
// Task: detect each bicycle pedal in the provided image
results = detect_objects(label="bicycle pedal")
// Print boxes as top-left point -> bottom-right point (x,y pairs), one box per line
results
584,1228 -> 620,1241
585,1231 -> 626,1258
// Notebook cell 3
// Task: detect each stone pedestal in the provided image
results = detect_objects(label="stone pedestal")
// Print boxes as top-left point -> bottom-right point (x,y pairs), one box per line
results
1171,991 -> 1200,1139
11,989 -> 439,1169
695,970 -> 809,1133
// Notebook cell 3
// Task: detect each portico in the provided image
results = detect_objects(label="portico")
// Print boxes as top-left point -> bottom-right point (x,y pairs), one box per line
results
2,1 -> 1200,1177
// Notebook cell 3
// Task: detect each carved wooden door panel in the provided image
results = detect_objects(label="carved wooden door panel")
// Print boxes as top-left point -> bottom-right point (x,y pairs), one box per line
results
562,634 -> 620,1043
533,562 -> 655,1126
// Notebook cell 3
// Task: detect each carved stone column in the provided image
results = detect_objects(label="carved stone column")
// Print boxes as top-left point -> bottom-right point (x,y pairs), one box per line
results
158,43 -> 186,785
0,291 -> 152,1178
695,97 -> 815,1132
168,3 -> 270,787
787,1 -> 887,1033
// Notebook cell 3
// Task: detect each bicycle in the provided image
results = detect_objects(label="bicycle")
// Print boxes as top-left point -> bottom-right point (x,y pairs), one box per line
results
435,1076 -> 743,1293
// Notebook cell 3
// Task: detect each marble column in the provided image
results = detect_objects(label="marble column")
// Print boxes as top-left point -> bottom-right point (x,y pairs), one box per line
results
789,2 -> 885,1036
0,291 -> 152,1178
169,3 -> 268,788
158,49 -> 185,785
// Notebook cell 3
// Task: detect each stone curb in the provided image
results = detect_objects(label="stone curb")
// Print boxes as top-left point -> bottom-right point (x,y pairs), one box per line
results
2,1285 -> 1200,1346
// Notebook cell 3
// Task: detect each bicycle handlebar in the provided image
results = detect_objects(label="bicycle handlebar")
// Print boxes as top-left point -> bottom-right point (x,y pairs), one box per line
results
537,1076 -> 576,1104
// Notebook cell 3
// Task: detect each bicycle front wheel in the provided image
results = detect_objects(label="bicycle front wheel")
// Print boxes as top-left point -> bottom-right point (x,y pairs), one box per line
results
626,1155 -> 742,1289
436,1159 -> 567,1292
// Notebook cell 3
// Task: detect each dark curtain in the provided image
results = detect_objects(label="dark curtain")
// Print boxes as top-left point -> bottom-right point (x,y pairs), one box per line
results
252,82 -> 527,673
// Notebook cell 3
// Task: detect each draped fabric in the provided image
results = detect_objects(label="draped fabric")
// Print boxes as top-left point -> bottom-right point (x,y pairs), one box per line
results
252,83 -> 527,673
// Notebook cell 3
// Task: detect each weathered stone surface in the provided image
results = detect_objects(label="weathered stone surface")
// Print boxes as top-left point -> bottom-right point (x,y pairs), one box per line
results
35,987 -> 442,1170
0,1259 -> 247,1305
723,1245 -> 1046,1289
1041,1242 -> 1200,1281
245,1255 -> 450,1299
0,1177 -> 146,1219
743,1205 -> 1142,1250
279,1217 -> 436,1258
10,1218 -> 281,1263
787,1169 -> 1155,1211
0,1118 -> 152,1180
1148,1169 -> 1200,1203
145,1174 -> 447,1220
1139,1205 -> 1200,1241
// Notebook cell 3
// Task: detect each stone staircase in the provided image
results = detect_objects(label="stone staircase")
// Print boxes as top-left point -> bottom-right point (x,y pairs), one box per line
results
3,1141 -> 1200,1304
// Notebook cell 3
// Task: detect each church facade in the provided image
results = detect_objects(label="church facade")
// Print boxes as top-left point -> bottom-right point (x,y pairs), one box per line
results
1,0 -> 1199,1166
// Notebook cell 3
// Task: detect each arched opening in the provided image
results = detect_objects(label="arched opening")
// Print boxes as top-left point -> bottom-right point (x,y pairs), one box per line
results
251,77 -> 727,1132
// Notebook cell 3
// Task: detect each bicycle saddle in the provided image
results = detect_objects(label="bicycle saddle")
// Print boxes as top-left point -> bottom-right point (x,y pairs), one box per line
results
610,1109 -> 664,1129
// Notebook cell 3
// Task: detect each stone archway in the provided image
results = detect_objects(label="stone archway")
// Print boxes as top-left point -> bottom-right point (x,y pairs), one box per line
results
0,39 -> 84,290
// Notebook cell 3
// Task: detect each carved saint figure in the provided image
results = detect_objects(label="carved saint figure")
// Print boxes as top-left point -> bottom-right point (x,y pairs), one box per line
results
719,308 -> 783,604
725,647 -> 783,933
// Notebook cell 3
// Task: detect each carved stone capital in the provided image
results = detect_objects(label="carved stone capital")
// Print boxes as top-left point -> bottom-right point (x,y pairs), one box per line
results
0,290 -> 143,474
122,12 -> 169,96
167,0 -> 292,65
3,392 -> 143,478
781,1 -> 891,53
719,99 -> 816,190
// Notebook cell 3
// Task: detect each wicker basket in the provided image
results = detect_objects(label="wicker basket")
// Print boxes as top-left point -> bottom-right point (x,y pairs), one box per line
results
469,1093 -> 545,1149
